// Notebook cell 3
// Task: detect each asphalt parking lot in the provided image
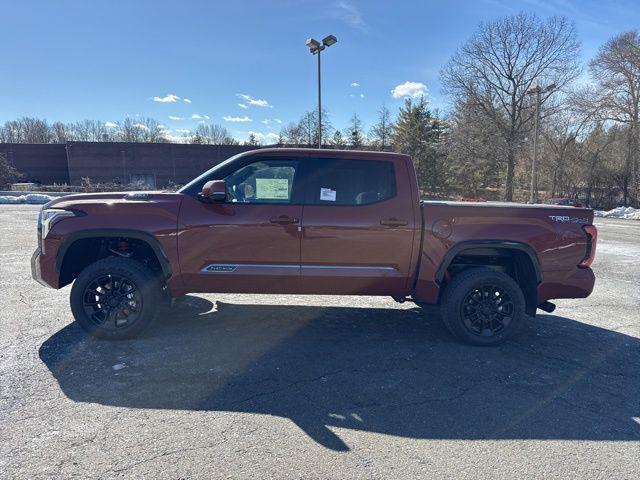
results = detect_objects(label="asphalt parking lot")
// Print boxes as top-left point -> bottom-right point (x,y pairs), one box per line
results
1,205 -> 639,479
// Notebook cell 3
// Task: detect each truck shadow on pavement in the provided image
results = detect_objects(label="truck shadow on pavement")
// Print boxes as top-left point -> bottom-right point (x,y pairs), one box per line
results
39,296 -> 640,451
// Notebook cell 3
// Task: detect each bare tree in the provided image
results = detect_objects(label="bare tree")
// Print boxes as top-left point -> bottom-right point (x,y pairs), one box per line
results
279,122 -> 304,145
330,130 -> 346,148
67,119 -> 114,142
0,117 -> 54,143
345,113 -> 366,148
369,105 -> 394,150
113,117 -> 168,143
441,12 -> 581,200
588,30 -> 640,204
190,124 -> 238,144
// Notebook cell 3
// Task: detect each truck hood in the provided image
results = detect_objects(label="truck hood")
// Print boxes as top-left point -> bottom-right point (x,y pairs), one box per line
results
44,191 -> 184,212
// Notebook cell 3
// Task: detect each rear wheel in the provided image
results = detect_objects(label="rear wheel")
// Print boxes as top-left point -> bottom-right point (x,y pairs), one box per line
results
440,267 -> 526,346
70,257 -> 161,340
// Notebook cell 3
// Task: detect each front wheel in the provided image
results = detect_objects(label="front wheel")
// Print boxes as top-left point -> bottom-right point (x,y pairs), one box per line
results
440,267 -> 526,346
70,257 -> 161,340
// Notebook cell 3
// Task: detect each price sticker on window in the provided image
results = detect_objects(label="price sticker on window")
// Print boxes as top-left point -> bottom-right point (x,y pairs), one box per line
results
256,178 -> 289,199
320,187 -> 336,202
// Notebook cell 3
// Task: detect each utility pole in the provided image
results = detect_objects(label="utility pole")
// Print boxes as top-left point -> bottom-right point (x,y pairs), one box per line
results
305,35 -> 337,149
317,49 -> 321,149
526,83 -> 556,203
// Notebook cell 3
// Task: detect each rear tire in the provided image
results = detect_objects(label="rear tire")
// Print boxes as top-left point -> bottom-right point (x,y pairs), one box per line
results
440,267 -> 526,346
70,257 -> 161,340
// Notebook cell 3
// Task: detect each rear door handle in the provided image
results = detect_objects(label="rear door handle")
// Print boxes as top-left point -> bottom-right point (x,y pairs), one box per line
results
380,218 -> 408,227
270,215 -> 299,225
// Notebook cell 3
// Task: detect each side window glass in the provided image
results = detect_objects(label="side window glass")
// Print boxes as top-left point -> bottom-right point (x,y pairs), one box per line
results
307,159 -> 396,206
224,160 -> 298,203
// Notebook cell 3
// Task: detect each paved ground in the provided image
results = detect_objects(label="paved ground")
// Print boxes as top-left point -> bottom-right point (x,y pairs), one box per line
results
1,205 -> 639,479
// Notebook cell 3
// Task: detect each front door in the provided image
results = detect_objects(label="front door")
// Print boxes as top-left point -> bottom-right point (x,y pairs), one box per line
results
178,158 -> 303,293
300,157 -> 419,295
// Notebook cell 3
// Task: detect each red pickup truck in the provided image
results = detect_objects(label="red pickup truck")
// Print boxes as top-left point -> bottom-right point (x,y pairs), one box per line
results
31,148 -> 597,345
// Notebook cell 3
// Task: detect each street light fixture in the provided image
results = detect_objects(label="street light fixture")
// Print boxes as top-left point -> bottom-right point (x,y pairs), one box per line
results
306,34 -> 338,148
526,83 -> 556,204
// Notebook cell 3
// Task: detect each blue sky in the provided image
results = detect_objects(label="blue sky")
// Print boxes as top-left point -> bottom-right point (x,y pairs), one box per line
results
1,0 -> 639,143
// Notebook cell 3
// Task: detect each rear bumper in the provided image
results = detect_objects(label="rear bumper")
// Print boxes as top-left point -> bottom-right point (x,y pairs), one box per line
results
31,246 -> 59,289
537,267 -> 595,302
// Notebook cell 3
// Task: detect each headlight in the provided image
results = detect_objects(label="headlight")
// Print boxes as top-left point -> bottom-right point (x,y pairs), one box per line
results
39,208 -> 78,240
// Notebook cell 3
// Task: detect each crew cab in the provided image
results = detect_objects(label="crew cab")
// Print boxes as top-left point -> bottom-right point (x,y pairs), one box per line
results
31,149 -> 597,345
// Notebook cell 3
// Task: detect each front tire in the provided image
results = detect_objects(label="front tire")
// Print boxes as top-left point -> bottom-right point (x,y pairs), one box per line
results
70,257 -> 161,340
440,267 -> 526,346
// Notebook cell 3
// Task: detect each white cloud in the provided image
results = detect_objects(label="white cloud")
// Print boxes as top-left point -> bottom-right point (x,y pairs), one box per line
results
238,103 -> 248,109
158,124 -> 167,129
359,93 -> 365,98
183,98 -> 192,104
176,128 -> 191,133
153,93 -> 180,103
164,133 -> 190,143
132,123 -> 149,130
248,131 -> 279,143
224,115 -> 252,123
168,115 -> 184,121
391,81 -> 428,99
191,114 -> 210,120
237,93 -> 272,108
350,82 -> 360,87
261,118 -> 282,125
104,121 -> 118,128
335,2 -> 367,32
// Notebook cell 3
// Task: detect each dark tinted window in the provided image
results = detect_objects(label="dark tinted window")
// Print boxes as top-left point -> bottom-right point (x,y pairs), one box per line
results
305,159 -> 396,206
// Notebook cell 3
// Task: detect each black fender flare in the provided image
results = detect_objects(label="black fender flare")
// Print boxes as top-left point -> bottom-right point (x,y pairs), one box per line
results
435,240 -> 542,285
55,228 -> 172,278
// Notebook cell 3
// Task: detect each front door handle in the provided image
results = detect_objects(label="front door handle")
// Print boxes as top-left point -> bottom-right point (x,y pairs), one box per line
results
270,215 -> 299,225
380,218 -> 408,227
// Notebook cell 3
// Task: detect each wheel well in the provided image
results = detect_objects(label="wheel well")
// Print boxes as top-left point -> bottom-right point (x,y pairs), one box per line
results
443,247 -> 539,316
59,237 -> 164,287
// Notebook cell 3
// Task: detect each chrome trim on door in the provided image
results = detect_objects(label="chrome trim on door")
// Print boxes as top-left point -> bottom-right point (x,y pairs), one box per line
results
201,264 -> 397,273
201,263 -> 299,273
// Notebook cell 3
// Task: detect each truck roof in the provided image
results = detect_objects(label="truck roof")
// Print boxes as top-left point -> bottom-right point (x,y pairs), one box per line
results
239,148 -> 410,161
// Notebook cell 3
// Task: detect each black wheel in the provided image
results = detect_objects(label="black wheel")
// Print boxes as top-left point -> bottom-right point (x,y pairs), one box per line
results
70,257 -> 161,340
440,267 -> 526,346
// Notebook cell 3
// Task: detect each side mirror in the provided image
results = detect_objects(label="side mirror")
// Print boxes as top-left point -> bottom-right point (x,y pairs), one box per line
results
201,180 -> 226,202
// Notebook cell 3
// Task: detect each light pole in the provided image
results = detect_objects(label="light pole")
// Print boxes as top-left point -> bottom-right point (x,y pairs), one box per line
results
526,83 -> 556,203
306,35 -> 337,149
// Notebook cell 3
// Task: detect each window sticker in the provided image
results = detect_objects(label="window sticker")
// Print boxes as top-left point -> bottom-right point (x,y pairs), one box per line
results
320,187 -> 337,202
255,178 -> 289,199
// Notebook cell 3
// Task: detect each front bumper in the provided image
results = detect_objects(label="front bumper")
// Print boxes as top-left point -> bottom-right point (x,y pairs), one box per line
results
31,246 -> 59,289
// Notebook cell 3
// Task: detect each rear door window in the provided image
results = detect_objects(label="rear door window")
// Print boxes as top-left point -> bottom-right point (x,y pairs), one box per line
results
304,159 -> 396,206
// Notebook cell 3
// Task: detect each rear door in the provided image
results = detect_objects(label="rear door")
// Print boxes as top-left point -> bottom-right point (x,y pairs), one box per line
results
178,157 -> 303,293
299,157 -> 418,295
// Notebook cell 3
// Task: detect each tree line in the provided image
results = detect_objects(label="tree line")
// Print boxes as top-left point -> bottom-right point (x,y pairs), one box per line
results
1,12 -> 638,208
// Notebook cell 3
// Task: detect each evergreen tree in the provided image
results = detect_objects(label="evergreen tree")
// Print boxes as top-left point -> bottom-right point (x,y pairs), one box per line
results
391,97 -> 446,194
245,133 -> 260,146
